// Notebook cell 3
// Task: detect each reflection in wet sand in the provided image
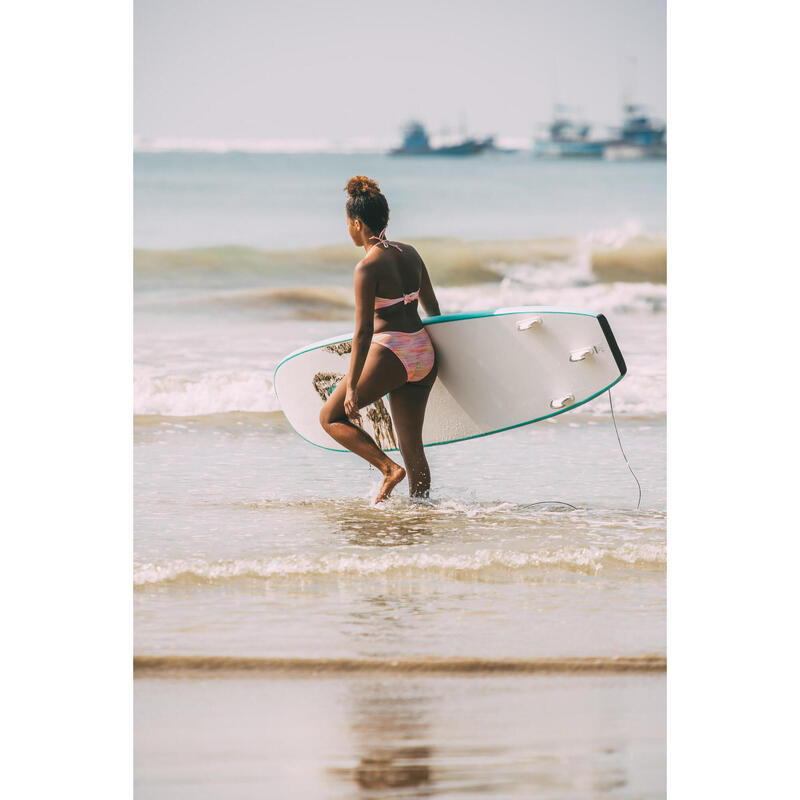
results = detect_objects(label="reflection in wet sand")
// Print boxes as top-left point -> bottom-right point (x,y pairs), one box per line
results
334,681 -> 434,793
135,675 -> 665,797
353,746 -> 432,791
326,677 -> 642,797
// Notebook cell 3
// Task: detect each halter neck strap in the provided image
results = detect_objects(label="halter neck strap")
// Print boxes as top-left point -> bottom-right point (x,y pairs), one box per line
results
369,227 -> 403,252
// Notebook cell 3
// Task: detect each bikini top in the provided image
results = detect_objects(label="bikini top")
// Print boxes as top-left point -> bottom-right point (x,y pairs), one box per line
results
368,228 -> 419,310
374,290 -> 419,310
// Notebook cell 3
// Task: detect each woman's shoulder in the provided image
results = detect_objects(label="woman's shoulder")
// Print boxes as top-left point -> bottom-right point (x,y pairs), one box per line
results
396,241 -> 418,256
359,242 -> 416,263
356,242 -> 420,274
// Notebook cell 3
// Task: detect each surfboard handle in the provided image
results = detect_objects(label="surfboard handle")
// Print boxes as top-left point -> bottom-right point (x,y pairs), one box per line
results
550,394 -> 575,409
569,346 -> 596,362
516,317 -> 543,331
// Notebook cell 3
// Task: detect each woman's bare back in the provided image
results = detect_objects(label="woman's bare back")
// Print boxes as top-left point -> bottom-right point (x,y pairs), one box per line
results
362,244 -> 439,333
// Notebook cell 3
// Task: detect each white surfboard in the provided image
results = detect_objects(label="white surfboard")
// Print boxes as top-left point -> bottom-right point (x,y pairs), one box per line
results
273,306 -> 627,452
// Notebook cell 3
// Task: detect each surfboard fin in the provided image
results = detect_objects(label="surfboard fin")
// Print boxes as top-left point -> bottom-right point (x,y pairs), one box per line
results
569,346 -> 597,362
516,317 -> 543,331
550,394 -> 575,409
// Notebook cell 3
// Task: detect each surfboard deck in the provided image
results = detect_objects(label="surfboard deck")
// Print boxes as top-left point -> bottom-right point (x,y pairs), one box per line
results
273,306 -> 627,452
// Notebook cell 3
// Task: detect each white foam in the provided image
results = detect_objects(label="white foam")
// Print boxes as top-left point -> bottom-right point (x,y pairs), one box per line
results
134,542 -> 666,586
134,369 -> 280,416
439,274 -> 666,316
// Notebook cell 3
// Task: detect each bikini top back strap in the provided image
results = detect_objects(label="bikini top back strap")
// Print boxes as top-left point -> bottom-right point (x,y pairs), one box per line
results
374,289 -> 420,310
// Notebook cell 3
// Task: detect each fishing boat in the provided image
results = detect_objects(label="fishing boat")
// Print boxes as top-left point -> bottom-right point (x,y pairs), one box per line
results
604,104 -> 666,160
532,106 -> 607,158
390,121 -> 492,156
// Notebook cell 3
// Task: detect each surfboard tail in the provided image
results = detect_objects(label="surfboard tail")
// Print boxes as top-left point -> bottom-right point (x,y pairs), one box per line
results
596,314 -> 627,378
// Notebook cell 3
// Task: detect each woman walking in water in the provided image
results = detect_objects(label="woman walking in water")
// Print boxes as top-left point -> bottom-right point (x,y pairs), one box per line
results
319,176 -> 441,502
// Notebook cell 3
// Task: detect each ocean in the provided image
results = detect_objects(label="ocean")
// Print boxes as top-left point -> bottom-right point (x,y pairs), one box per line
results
134,150 -> 666,798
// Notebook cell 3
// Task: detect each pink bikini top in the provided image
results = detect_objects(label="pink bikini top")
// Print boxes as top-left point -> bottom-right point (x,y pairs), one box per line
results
374,290 -> 420,310
369,228 -> 419,310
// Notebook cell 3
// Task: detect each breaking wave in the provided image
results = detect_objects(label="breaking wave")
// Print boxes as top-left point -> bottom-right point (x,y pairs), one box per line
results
134,369 -> 280,416
162,286 -> 356,320
134,542 -> 666,587
134,233 -> 666,289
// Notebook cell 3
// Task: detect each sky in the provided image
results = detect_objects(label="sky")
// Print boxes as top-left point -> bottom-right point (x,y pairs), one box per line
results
134,0 -> 665,143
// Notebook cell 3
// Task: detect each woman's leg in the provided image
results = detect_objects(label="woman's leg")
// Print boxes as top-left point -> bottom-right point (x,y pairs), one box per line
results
388,362 -> 438,497
319,343 -> 408,500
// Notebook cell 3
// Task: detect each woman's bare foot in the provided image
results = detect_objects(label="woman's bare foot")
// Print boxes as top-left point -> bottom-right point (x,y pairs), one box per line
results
374,463 -> 406,503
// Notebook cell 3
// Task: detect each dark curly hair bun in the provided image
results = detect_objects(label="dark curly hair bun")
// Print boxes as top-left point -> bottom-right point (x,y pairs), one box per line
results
344,175 -> 389,233
345,175 -> 381,197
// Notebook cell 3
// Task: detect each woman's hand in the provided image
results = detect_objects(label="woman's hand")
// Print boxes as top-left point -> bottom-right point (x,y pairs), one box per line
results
344,386 -> 360,421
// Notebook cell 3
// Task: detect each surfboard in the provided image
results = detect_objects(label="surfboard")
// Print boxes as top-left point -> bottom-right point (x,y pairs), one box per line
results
273,306 -> 627,452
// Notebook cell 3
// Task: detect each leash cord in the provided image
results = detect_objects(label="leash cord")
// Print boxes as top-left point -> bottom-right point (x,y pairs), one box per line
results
369,389 -> 641,513
608,388 -> 642,510
522,501 -> 578,511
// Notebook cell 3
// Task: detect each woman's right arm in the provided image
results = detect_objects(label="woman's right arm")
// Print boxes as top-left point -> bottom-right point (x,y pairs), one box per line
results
417,255 -> 441,317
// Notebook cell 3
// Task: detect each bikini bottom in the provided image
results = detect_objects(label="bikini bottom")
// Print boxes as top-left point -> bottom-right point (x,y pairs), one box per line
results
372,327 -> 435,383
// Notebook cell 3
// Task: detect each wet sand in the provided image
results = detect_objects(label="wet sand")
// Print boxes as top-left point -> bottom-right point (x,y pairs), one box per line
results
135,674 -> 665,799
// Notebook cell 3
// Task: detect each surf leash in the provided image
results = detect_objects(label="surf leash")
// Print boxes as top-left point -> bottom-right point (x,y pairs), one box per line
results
521,501 -> 578,511
368,389 -> 642,512
608,388 -> 642,510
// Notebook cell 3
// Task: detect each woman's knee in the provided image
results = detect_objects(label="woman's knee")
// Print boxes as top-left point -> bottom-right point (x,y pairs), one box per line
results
319,406 -> 341,429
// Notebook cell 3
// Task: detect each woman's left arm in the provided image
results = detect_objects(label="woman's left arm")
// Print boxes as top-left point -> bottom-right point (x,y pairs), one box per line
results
344,262 -> 376,420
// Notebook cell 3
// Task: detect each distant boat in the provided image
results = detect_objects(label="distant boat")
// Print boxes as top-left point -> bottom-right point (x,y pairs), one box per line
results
604,104 -> 666,160
481,136 -> 519,154
532,107 -> 607,158
390,121 -> 492,156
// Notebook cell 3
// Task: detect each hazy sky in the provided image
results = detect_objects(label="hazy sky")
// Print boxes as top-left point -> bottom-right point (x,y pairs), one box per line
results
135,0 -> 665,141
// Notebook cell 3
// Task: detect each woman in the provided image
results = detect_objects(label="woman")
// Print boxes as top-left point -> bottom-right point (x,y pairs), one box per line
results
319,176 -> 441,502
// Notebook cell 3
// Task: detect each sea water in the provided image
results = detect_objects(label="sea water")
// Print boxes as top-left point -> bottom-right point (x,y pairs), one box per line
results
134,151 -> 666,797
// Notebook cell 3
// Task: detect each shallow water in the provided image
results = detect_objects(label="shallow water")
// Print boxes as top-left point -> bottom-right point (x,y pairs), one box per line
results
135,409 -> 664,660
